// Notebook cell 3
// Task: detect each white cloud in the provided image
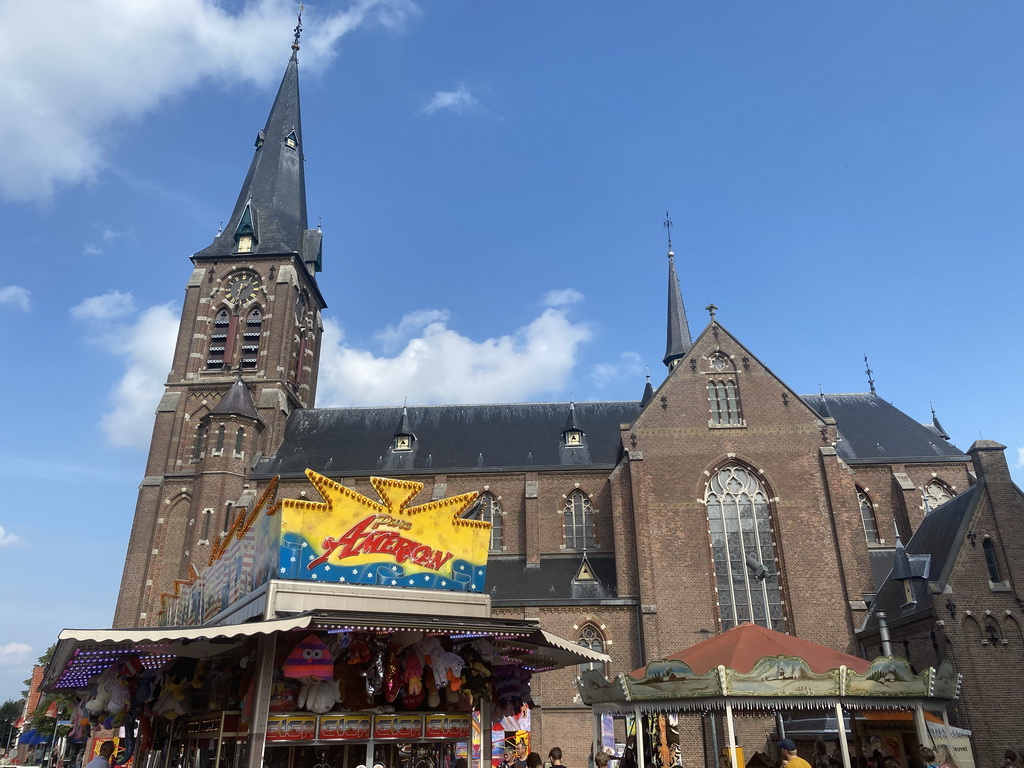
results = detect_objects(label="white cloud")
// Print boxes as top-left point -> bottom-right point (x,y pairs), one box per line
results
374,309 -> 450,352
590,351 -> 645,390
0,286 -> 30,311
0,642 -> 32,666
83,244 -> 104,256
317,304 -> 591,406
0,0 -> 419,202
71,290 -> 136,321
422,86 -> 479,116
544,288 -> 583,307
71,292 -> 178,449
0,526 -> 20,547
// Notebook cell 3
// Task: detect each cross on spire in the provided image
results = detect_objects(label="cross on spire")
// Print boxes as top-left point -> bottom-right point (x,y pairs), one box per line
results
705,303 -> 718,319
663,211 -> 674,253
864,354 -> 876,395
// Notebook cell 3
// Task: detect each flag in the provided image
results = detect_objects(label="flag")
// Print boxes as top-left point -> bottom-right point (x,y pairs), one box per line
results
14,716 -> 24,728
45,701 -> 58,719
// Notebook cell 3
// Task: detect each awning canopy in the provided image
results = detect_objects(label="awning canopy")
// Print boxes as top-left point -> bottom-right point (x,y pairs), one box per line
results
44,615 -> 316,690
44,611 -> 608,691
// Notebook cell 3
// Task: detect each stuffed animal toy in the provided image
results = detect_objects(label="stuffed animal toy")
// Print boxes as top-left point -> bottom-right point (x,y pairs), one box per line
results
297,679 -> 341,714
363,650 -> 384,698
383,643 -> 402,703
284,634 -> 335,681
105,675 -> 131,714
400,647 -> 424,709
423,672 -> 441,708
346,634 -> 372,665
84,667 -> 119,715
153,675 -> 188,719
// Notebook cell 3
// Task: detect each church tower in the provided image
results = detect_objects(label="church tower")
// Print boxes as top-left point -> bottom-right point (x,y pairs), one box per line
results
113,41 -> 325,627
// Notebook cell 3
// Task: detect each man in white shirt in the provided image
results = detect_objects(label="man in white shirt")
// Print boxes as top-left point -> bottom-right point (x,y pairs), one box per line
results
84,742 -> 114,768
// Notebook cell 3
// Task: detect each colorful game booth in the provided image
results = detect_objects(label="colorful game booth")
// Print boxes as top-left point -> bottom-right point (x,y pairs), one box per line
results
42,472 -> 609,768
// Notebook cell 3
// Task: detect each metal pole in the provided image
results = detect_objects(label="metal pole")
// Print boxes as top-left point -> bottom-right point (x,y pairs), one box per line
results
709,712 -> 720,768
245,631 -> 277,768
834,704 -> 851,768
633,707 -> 646,768
592,709 -> 601,767
724,703 -> 738,768
913,705 -> 931,749
877,613 -> 892,657
480,699 -> 491,768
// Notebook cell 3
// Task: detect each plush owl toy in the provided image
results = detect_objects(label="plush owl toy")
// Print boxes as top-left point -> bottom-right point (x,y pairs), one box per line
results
283,634 -> 335,681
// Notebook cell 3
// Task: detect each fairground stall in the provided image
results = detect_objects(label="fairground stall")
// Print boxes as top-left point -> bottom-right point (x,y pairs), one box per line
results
577,624 -> 966,768
42,472 -> 609,768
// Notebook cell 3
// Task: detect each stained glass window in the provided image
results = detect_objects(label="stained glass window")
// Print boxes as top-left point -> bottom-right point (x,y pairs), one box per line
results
923,480 -> 955,513
706,464 -> 785,631
857,488 -> 880,544
578,624 -> 605,675
479,492 -> 503,551
564,490 -> 595,549
708,379 -> 742,425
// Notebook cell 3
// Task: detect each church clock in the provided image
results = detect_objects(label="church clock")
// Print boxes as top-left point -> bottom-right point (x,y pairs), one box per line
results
224,273 -> 260,303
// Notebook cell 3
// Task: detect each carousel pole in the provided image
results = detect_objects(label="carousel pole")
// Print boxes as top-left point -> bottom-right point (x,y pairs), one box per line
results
723,703 -> 737,768
591,709 -> 601,767
912,705 -> 931,749
632,706 -> 646,768
833,703 -> 851,768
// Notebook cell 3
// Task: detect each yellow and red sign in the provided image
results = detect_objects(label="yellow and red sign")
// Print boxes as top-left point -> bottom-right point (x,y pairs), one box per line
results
267,715 -> 318,742
318,714 -> 373,741
424,714 -> 472,740
373,714 -> 425,740
278,472 -> 491,593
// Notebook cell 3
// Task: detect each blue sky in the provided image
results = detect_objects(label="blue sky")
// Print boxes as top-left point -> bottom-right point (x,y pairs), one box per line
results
1,0 -> 1022,703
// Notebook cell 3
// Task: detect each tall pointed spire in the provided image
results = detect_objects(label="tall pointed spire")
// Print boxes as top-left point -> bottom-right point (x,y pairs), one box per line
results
662,212 -> 692,369
194,39 -> 320,272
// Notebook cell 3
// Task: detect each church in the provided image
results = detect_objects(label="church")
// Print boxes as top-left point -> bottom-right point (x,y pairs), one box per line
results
112,44 -> 1024,766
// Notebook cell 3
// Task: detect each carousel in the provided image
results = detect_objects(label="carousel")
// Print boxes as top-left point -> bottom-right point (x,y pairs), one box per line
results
577,624 -> 967,768
41,472 -> 608,768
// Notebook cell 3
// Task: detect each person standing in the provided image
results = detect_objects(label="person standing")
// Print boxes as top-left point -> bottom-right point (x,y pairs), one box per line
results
84,742 -> 114,768
779,740 -> 812,768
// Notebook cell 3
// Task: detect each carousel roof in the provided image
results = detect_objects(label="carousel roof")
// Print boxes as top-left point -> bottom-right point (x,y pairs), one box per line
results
580,622 -> 959,712
636,623 -> 872,676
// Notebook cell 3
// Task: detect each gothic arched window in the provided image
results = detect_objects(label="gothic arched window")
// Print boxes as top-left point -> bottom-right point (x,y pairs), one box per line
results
191,423 -> 207,461
577,624 -> 605,675
234,428 -> 245,456
983,539 -> 1002,582
241,307 -> 262,369
706,464 -> 785,631
207,309 -> 232,369
923,480 -> 955,513
215,425 -> 226,453
708,379 -> 742,425
479,492 -> 503,551
857,487 -> 880,544
564,490 -> 595,550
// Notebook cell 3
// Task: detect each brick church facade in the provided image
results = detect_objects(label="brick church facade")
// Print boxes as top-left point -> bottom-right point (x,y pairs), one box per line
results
113,48 -> 1024,767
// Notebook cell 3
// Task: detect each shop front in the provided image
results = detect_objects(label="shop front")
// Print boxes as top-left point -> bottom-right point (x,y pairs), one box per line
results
41,473 -> 609,768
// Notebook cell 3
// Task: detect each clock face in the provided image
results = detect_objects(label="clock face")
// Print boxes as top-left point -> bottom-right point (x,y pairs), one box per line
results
224,273 -> 260,303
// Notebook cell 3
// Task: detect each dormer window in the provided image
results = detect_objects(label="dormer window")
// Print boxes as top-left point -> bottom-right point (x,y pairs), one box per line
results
566,430 -> 583,446
395,435 -> 412,451
234,202 -> 257,253
285,130 -> 298,149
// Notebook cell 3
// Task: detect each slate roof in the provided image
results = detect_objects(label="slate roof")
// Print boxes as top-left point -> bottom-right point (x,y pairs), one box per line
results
663,253 -> 692,367
208,378 -> 264,425
252,401 -> 641,479
485,554 -> 619,605
193,52 -> 318,268
859,485 -> 979,632
801,393 -> 967,464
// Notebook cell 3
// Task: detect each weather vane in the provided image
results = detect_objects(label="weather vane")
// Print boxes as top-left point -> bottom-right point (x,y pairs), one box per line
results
864,354 -> 876,395
663,210 -> 674,253
705,303 -> 718,320
292,4 -> 304,51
